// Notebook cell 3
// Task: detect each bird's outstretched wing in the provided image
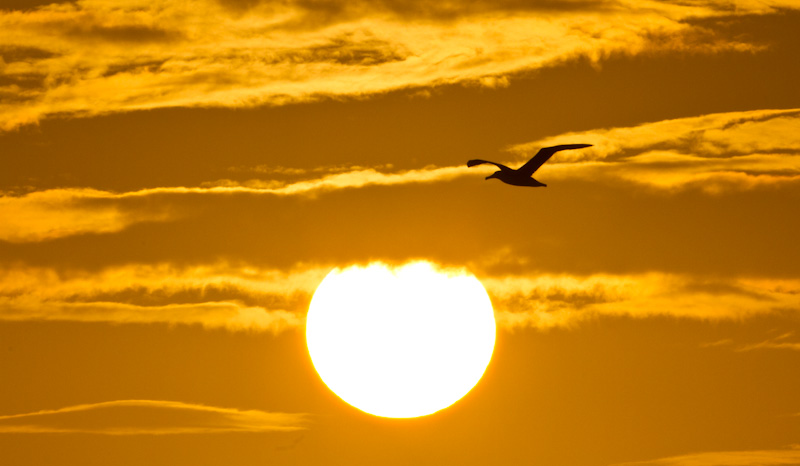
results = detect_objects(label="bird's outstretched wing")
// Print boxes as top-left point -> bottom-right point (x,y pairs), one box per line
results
467,159 -> 512,171
517,144 -> 592,177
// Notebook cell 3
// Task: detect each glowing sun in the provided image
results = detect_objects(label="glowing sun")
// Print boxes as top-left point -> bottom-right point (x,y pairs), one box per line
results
306,261 -> 496,418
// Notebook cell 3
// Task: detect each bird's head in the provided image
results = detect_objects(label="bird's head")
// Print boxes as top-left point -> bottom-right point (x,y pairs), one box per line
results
485,172 -> 499,180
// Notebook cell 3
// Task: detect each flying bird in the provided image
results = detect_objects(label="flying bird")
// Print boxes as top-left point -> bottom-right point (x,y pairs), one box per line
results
467,144 -> 592,187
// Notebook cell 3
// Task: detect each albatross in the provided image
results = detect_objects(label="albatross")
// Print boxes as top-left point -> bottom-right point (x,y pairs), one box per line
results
467,144 -> 592,187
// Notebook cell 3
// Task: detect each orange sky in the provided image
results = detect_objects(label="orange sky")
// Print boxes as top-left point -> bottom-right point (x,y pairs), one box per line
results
2,1 -> 800,464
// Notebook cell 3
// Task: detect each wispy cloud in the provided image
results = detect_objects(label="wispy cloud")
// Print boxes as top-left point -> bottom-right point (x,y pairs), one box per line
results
485,274 -> 800,330
227,163 -> 396,176
699,338 -> 734,348
512,109 -> 800,161
203,164 -> 468,194
613,445 -> 800,466
0,188 -> 176,242
740,341 -> 800,351
2,262 -> 799,331
0,262 -> 325,331
0,165 -> 469,242
509,108 -> 800,191
0,400 -> 307,434
0,0 -> 785,129
708,331 -> 800,352
0,300 -> 304,332
2,108 -> 798,243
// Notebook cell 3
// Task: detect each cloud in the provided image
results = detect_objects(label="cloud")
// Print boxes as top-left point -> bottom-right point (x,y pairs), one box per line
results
0,262 -> 325,331
511,108 -> 800,161
2,107 -> 798,243
2,261 -> 799,331
204,164 -> 468,194
613,445 -> 800,466
507,108 -> 800,191
485,274 -> 800,330
0,165 -> 469,242
707,331 -> 800,352
227,163 -> 396,176
740,341 -> 800,351
0,400 -> 306,434
219,109 -> 800,197
0,0 -> 788,129
0,188 -> 175,242
0,300 -> 304,332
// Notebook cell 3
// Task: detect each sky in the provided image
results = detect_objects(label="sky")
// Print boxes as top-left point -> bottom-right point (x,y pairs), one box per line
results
1,0 -> 800,464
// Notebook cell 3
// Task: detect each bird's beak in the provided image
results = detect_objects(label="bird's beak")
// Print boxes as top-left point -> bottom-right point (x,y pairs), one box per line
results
485,174 -> 495,180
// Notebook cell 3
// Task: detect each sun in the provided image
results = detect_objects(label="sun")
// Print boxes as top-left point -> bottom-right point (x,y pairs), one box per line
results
306,261 -> 496,418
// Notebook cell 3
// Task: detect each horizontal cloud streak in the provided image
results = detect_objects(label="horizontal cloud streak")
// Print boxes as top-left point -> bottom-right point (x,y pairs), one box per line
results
0,188 -> 176,242
0,166 -> 469,242
2,262 -> 798,331
0,299 -> 303,332
500,108 -> 800,191
740,341 -> 800,351
485,274 -> 800,330
0,262 -> 325,331
614,445 -> 800,466
706,332 -> 800,352
512,109 -> 800,162
2,108 -> 798,243
0,400 -> 306,434
0,0 -> 785,129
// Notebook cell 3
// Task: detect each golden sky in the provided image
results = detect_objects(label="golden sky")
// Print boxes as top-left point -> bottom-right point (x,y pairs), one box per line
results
2,0 -> 800,464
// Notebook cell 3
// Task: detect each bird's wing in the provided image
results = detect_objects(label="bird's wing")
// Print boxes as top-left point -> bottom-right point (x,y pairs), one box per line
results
467,159 -> 512,171
517,144 -> 592,177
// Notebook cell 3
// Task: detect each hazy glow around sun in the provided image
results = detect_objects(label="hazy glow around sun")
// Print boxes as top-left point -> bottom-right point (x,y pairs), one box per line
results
306,261 -> 496,418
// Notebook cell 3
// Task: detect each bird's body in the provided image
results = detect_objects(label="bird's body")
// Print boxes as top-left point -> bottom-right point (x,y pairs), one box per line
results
467,144 -> 592,187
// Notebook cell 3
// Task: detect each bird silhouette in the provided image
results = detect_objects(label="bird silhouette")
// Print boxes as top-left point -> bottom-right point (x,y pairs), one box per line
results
467,144 -> 592,187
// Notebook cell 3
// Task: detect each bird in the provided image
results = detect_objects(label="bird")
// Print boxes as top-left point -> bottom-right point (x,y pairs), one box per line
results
467,144 -> 592,187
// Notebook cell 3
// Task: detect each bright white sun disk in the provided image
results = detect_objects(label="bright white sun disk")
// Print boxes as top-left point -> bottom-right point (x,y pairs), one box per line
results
306,262 -> 496,418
